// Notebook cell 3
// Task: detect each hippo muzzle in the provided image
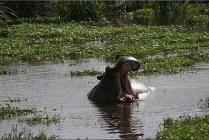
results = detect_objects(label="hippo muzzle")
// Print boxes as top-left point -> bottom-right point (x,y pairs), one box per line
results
87,56 -> 140,103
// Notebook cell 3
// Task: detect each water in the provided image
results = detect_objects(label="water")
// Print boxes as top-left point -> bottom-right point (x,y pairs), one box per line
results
107,13 -> 185,26
0,59 -> 209,139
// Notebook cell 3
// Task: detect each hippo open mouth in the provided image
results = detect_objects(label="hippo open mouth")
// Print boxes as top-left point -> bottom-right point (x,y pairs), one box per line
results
87,56 -> 140,103
112,56 -> 140,102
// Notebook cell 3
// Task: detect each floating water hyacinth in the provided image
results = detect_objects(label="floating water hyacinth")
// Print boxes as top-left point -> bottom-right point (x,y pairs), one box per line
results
18,113 -> 61,126
0,103 -> 36,119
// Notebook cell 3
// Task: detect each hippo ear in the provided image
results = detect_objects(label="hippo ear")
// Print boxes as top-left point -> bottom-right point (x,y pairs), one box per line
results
97,66 -> 111,80
105,66 -> 111,72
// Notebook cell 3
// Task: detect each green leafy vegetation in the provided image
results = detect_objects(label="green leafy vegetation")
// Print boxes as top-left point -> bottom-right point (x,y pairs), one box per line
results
198,97 -> 209,109
2,2 -> 209,24
18,113 -> 61,126
0,98 -> 62,138
0,103 -> 36,119
0,98 -> 62,126
1,23 -> 209,76
1,126 -> 58,140
0,65 -> 18,76
156,114 -> 209,140
67,69 -> 103,77
68,52 -> 209,77
3,97 -> 28,103
0,3 -> 16,27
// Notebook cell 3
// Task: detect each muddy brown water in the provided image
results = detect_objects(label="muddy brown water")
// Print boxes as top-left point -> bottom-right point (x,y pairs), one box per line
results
0,58 -> 209,139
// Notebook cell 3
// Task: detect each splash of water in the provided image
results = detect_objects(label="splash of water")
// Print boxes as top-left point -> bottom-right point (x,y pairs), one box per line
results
131,80 -> 155,100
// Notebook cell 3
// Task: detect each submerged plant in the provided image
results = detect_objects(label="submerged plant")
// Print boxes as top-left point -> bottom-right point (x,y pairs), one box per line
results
0,103 -> 36,119
3,97 -> 28,103
68,69 -> 103,77
18,113 -> 61,126
0,22 -> 209,76
0,65 -> 18,76
1,125 -> 58,140
197,97 -> 209,109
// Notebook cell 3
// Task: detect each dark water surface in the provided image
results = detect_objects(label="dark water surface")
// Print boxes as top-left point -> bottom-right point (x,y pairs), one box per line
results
0,59 -> 209,139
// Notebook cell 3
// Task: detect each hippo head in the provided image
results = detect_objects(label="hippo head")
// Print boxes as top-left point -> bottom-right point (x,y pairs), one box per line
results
87,56 -> 140,103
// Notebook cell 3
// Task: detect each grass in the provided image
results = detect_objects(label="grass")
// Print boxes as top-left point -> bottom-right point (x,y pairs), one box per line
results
197,97 -> 209,109
3,97 -> 28,103
18,113 -> 61,126
156,114 -> 209,140
0,103 -> 36,119
66,69 -> 103,77
0,100 -> 62,126
68,52 -> 209,77
1,125 -> 58,140
0,23 -> 209,75
0,65 -> 18,76
0,97 -> 62,139
1,23 -> 209,60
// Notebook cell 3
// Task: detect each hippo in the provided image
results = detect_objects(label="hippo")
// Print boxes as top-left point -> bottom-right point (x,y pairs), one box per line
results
87,56 -> 140,103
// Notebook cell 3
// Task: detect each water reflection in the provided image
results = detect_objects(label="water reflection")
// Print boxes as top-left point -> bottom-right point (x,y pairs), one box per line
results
0,59 -> 209,139
106,13 -> 185,26
96,102 -> 143,139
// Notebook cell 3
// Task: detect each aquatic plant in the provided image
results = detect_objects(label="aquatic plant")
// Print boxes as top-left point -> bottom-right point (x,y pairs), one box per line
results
0,65 -> 18,76
0,22 -> 209,76
3,97 -> 28,103
1,125 -> 58,140
18,113 -> 61,126
68,69 -> 103,77
0,96 -> 63,126
156,114 -> 209,140
135,8 -> 154,16
68,52 -> 209,77
197,97 -> 209,109
0,103 -> 36,119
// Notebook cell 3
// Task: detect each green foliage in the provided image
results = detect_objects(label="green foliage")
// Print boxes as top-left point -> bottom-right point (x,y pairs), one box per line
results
68,52 -> 209,77
0,65 -> 18,76
68,69 -> 103,77
4,1 -> 107,22
18,113 -> 61,126
0,98 -> 62,125
0,96 -> 62,139
2,1 -> 209,25
156,114 -> 209,140
135,8 -> 154,16
0,103 -> 36,119
0,3 -> 16,26
1,23 -> 209,75
54,1 -> 107,22
3,97 -> 28,103
197,97 -> 209,109
1,126 -> 58,140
